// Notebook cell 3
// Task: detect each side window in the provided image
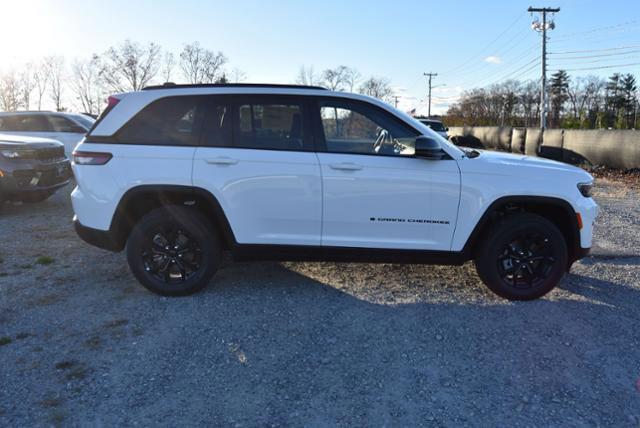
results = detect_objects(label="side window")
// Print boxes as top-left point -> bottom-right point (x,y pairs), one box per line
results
319,100 -> 418,156
15,115 -> 53,132
117,96 -> 204,146
201,102 -> 232,147
0,116 -> 21,131
235,101 -> 306,151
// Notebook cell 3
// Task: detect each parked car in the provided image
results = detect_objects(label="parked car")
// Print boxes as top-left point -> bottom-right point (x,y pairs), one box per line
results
418,118 -> 449,139
0,134 -> 72,204
0,111 -> 95,156
71,83 -> 598,300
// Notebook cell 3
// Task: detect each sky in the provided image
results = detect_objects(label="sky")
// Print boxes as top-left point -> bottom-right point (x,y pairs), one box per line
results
0,0 -> 639,114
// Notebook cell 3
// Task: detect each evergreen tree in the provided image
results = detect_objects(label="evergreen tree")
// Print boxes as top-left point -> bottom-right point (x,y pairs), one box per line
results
549,70 -> 570,128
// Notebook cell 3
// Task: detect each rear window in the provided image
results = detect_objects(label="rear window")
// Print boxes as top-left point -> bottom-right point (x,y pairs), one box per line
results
117,96 -> 206,146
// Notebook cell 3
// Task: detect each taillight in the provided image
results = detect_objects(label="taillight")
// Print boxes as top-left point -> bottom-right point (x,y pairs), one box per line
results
72,151 -> 112,165
107,95 -> 120,109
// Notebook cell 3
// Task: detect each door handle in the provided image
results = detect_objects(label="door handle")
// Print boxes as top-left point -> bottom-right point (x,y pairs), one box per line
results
205,157 -> 238,165
329,162 -> 363,171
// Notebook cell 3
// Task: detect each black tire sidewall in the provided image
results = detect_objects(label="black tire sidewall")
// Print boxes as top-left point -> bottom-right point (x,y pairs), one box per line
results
126,206 -> 220,296
475,214 -> 568,301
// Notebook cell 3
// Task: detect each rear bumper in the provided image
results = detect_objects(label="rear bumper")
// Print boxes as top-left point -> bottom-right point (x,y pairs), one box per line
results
73,216 -> 123,252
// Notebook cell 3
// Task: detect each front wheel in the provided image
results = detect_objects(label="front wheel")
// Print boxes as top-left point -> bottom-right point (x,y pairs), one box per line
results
126,206 -> 221,296
474,213 -> 568,301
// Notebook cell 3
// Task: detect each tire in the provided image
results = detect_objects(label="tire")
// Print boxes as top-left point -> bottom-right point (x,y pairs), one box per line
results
126,206 -> 221,296
19,192 -> 55,203
474,213 -> 568,301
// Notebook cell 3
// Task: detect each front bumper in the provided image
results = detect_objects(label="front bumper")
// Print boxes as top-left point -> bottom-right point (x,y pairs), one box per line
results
0,160 -> 72,198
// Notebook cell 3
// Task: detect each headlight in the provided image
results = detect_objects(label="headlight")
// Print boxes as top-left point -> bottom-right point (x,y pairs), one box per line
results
1,150 -> 21,158
0,149 -> 36,158
578,182 -> 593,198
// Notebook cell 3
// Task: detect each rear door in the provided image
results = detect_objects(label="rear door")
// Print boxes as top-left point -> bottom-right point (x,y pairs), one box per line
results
313,97 -> 460,251
192,95 -> 322,246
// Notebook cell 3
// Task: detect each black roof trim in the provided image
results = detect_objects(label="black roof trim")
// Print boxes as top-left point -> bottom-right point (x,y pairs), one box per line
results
142,83 -> 328,91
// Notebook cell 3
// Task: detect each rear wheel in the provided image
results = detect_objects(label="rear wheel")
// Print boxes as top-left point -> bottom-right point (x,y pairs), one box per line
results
474,213 -> 568,301
126,206 -> 221,296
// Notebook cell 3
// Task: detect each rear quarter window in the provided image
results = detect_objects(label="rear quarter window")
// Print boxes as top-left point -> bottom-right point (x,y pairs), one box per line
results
117,96 -> 207,146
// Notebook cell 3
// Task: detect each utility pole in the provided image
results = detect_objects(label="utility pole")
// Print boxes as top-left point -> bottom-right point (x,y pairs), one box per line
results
394,95 -> 400,109
424,72 -> 438,118
529,6 -> 560,129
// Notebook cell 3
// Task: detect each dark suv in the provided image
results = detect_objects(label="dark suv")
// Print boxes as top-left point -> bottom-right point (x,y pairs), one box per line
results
0,134 -> 72,204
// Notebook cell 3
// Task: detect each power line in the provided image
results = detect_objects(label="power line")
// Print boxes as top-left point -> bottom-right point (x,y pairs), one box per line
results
442,10 -> 527,75
510,60 -> 543,81
551,55 -> 640,66
466,55 -> 540,89
551,20 -> 639,41
550,44 -> 640,55
446,26 -> 535,81
549,62 -> 640,72
550,49 -> 640,60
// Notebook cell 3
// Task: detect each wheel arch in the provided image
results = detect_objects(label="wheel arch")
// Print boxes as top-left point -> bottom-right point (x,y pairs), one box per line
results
462,196 -> 581,266
109,185 -> 237,251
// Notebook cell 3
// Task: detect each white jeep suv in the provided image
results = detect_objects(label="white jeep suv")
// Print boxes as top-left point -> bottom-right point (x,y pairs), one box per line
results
71,84 -> 598,300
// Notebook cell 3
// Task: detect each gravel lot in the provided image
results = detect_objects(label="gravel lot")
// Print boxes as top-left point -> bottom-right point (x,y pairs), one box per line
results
1,179 -> 639,426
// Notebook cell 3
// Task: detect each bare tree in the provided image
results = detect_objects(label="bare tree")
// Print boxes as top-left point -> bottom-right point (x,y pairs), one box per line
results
179,42 -> 227,84
0,70 -> 22,112
32,60 -> 49,111
358,76 -> 393,102
295,66 -> 318,86
20,67 -> 35,110
71,55 -> 105,115
321,67 -> 347,90
100,40 -> 161,91
320,66 -> 360,91
231,68 -> 247,83
45,56 -> 65,111
343,67 -> 361,92
161,52 -> 176,83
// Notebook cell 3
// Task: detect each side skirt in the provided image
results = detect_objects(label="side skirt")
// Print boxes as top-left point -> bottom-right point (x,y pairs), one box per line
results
230,244 -> 469,265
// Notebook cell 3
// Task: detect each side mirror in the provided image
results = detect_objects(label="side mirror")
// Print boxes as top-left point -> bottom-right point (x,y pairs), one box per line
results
445,127 -> 449,131
415,136 -> 446,160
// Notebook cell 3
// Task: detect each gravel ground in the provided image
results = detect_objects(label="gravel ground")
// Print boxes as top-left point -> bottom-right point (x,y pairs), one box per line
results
0,179 -> 639,426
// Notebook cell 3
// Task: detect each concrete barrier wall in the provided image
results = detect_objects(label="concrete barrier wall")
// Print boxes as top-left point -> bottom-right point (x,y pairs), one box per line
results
445,126 -> 640,169
446,126 -> 512,151
563,130 -> 640,170
511,128 -> 526,154
538,129 -> 564,161
524,128 -> 542,156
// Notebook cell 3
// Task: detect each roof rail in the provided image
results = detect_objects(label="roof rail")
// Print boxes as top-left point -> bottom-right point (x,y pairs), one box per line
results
142,83 -> 328,91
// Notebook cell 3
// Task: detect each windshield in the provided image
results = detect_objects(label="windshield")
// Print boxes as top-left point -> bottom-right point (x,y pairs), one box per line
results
420,120 -> 446,132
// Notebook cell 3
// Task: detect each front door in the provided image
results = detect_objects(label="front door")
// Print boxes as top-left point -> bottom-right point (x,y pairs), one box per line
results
314,98 -> 460,251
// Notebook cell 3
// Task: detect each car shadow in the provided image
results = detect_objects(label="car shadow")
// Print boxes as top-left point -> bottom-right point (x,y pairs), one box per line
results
5,254 -> 640,425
